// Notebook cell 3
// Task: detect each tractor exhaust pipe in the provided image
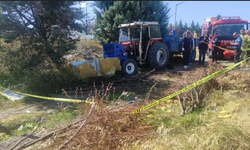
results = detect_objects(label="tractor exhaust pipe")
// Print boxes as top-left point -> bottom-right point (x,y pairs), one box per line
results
139,25 -> 143,64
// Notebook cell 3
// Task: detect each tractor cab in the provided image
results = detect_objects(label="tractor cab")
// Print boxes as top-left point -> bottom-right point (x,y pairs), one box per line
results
118,21 -> 164,65
103,21 -> 169,76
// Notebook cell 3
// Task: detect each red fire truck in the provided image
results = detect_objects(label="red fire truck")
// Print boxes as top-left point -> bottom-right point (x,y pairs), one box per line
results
202,16 -> 249,59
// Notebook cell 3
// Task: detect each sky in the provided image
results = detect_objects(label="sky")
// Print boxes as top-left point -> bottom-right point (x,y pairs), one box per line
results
166,1 -> 250,26
81,1 -> 250,26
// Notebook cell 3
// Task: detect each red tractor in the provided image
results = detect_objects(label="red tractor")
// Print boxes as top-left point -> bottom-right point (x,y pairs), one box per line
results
202,16 -> 249,59
103,21 -> 170,75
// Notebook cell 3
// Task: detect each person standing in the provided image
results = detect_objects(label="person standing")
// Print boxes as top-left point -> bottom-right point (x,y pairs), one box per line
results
189,33 -> 196,65
230,32 -> 242,64
170,27 -> 176,35
182,31 -> 192,69
193,31 -> 197,38
212,32 -> 220,63
246,30 -> 250,57
240,28 -> 246,39
198,32 -> 209,65
240,29 -> 250,66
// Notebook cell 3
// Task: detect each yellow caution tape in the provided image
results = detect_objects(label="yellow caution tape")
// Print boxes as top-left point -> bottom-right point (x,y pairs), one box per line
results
218,115 -> 231,118
213,45 -> 234,52
146,114 -> 154,118
214,45 -> 250,52
219,110 -> 227,114
0,85 -> 95,104
131,56 -> 250,114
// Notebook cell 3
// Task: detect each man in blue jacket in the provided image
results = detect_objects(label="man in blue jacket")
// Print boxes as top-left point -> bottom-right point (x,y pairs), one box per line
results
230,32 -> 242,64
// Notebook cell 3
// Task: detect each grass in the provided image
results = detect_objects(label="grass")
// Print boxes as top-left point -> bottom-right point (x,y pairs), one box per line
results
1,38 -> 250,149
0,39 -> 104,98
41,105 -> 80,128
0,103 -> 81,142
0,112 -> 44,142
64,40 -> 103,63
131,89 -> 250,150
0,39 -> 105,143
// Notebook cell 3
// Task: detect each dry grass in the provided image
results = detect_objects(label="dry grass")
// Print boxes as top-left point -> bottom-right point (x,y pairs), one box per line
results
20,65 -> 250,150
63,40 -> 103,64
10,82 -> 156,150
0,38 -> 21,73
0,38 -> 21,52
131,90 -> 250,150
24,95 -> 155,149
126,68 -> 250,150
31,64 -> 250,150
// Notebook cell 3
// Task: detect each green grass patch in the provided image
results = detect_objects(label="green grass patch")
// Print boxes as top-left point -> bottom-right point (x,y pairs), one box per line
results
0,112 -> 43,142
42,105 -> 80,128
144,102 -> 213,131
0,104 -> 81,142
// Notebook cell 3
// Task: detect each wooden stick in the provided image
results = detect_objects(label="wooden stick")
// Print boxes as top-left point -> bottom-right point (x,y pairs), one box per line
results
11,118 -> 44,150
56,97 -> 95,150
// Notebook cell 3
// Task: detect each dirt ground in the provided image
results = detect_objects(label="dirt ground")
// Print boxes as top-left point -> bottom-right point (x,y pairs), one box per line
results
0,49 -> 246,150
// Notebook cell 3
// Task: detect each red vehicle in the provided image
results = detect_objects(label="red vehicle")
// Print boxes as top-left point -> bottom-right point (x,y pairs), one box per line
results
202,16 -> 249,59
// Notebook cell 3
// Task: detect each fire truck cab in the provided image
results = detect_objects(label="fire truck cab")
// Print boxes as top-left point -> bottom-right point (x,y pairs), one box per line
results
202,16 -> 250,59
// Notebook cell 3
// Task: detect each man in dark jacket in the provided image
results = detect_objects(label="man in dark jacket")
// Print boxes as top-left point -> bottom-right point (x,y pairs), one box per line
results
212,32 -> 220,63
182,31 -> 192,69
199,32 -> 209,65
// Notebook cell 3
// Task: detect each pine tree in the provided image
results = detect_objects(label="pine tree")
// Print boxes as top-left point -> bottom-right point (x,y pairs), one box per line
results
191,20 -> 195,31
94,1 -> 114,11
178,20 -> 184,37
94,1 -> 142,44
0,1 -> 87,72
184,23 -> 188,33
93,1 -> 171,44
142,1 -> 171,36
93,1 -> 114,32
195,22 -> 202,37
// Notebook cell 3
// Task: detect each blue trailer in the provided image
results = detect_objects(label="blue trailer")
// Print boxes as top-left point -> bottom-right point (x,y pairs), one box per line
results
162,35 -> 197,61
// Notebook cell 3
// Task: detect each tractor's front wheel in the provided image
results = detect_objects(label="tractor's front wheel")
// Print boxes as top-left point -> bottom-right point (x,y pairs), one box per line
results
121,59 -> 138,76
148,42 -> 169,70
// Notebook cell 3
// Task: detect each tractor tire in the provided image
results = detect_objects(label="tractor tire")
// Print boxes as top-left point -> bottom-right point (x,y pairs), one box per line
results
147,42 -> 169,70
121,59 -> 138,76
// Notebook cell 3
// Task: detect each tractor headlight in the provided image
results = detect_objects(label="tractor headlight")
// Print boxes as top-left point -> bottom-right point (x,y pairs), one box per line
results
123,52 -> 128,56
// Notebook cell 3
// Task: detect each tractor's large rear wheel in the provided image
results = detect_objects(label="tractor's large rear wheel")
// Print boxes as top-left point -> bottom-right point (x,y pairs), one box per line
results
147,42 -> 169,70
121,59 -> 138,76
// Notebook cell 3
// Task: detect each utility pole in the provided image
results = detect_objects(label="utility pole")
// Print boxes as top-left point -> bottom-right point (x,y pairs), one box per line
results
85,3 -> 91,35
175,1 -> 187,27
